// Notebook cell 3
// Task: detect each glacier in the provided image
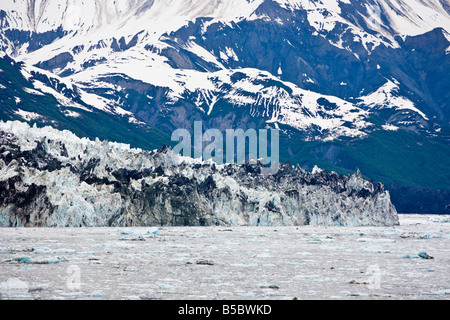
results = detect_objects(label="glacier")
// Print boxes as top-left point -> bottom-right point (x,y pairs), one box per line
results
0,120 -> 399,227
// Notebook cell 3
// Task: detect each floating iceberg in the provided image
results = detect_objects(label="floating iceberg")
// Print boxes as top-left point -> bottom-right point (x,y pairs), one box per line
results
119,228 -> 159,236
12,256 -> 64,264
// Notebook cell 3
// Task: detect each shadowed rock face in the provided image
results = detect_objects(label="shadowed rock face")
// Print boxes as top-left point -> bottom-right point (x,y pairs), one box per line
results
0,175 -> 54,227
0,121 -> 399,227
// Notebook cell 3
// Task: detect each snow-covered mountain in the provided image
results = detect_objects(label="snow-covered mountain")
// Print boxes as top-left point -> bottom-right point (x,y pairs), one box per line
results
0,0 -> 449,213
1,0 -> 448,136
2,0 -> 448,36
0,120 -> 399,227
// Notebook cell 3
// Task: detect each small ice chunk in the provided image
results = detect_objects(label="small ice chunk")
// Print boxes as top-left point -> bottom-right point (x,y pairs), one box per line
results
196,259 -> 215,266
32,247 -> 53,254
240,292 -> 256,298
14,256 -> 34,264
119,228 -> 159,236
86,292 -> 102,298
94,242 -> 136,249
0,278 -> 29,295
13,256 -> 62,264
32,248 -> 75,254
361,246 -> 389,253
418,252 -> 434,260
53,249 -> 76,254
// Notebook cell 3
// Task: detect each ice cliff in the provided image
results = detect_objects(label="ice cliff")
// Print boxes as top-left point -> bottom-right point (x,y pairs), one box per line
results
0,121 -> 399,227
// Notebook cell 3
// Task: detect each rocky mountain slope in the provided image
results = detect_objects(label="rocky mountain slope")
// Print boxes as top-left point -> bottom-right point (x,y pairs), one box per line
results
0,120 -> 399,227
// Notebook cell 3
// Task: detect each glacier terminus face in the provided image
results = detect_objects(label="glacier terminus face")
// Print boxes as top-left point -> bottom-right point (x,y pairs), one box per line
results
0,120 -> 399,227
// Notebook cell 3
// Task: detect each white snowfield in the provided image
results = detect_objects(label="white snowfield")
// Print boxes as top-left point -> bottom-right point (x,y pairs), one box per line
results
0,215 -> 449,300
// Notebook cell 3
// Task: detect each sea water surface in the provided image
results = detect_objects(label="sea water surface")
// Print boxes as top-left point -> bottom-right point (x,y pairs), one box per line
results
0,214 -> 449,300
